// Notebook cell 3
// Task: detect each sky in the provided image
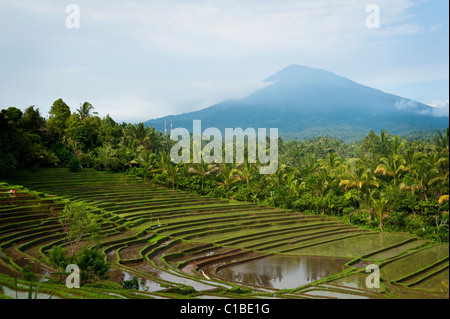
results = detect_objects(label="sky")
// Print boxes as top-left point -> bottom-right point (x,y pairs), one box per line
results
0,0 -> 448,123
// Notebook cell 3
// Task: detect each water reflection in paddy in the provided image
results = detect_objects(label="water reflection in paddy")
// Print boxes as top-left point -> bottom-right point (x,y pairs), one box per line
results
216,255 -> 351,289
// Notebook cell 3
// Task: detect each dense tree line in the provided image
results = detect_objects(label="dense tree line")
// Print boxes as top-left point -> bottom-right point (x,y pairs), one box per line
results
1,99 -> 448,242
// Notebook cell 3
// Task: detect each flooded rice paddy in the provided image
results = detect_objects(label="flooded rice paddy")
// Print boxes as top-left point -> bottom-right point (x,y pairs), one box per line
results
216,255 -> 351,289
1,169 -> 448,299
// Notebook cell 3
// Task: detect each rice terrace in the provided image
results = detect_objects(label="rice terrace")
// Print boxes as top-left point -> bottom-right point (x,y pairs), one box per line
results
0,167 -> 448,300
1,0 -> 449,309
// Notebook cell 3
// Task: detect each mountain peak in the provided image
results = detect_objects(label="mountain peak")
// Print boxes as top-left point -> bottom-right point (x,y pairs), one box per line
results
146,65 -> 448,142
264,64 -> 354,87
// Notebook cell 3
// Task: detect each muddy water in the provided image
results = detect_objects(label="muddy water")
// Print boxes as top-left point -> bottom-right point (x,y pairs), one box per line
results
216,255 -> 351,289
108,268 -> 163,292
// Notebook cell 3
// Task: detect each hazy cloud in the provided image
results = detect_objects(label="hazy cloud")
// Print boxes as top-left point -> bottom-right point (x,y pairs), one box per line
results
429,100 -> 450,117
0,0 -> 448,122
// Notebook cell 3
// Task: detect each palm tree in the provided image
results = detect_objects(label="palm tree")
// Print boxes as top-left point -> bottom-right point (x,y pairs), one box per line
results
237,159 -> 256,185
266,164 -> 287,187
302,154 -> 319,176
122,148 -> 139,170
410,155 -> 444,201
319,152 -> 343,172
138,149 -> 157,171
235,160 -> 257,186
287,175 -> 306,196
311,170 -> 330,198
157,151 -> 171,173
188,160 -> 218,191
77,102 -> 97,121
340,164 -> 379,192
130,123 -> 151,150
386,135 -> 406,157
352,189 -> 376,212
374,154 -> 408,185
370,195 -> 389,232
435,127 -> 449,152
216,163 -> 239,190
379,129 -> 391,156
165,164 -> 179,189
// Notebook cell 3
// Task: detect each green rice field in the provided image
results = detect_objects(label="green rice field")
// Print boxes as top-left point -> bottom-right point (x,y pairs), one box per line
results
0,168 -> 448,299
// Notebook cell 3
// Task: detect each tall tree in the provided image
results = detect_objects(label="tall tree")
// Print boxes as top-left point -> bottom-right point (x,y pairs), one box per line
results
77,102 -> 96,121
21,106 -> 45,134
47,98 -> 71,139
216,163 -> 239,190
374,154 -> 408,185
340,163 -> 379,192
371,195 -> 389,232
188,160 -> 218,191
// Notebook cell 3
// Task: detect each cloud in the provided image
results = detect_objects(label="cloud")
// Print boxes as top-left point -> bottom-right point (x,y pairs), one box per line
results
429,100 -> 450,117
429,23 -> 444,32
0,0 -> 447,122
395,99 -> 449,117
395,99 -> 418,110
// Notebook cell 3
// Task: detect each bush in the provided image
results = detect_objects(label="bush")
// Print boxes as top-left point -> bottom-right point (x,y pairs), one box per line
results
227,286 -> 252,294
76,247 -> 110,285
122,276 -> 139,290
166,284 -> 197,296
79,153 -> 94,168
0,152 -> 17,178
67,157 -> 81,172
48,246 -> 72,270
22,265 -> 37,282
348,210 -> 372,226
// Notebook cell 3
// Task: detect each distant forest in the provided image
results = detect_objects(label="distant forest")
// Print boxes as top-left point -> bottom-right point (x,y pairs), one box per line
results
1,99 -> 449,242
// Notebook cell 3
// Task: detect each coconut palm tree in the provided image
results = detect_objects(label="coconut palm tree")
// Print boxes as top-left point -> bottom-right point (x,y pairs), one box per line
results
410,155 -> 444,201
374,154 -> 408,185
287,175 -> 306,196
165,164 -> 179,189
266,164 -> 287,187
216,163 -> 239,190
138,149 -> 157,171
340,164 -> 379,192
157,151 -> 171,173
129,123 -> 151,149
370,195 -> 389,232
302,154 -> 319,177
379,129 -> 391,156
435,127 -> 449,152
235,160 -> 257,186
188,160 -> 218,191
311,170 -> 330,198
77,102 -> 97,121
319,152 -> 343,172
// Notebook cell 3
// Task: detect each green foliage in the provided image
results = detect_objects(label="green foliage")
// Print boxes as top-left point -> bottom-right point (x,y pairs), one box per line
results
48,245 -> 110,286
76,247 -> 110,285
0,100 -> 447,242
122,276 -> 139,290
227,286 -> 252,294
166,284 -> 197,296
68,157 -> 81,172
22,265 -> 37,282
49,246 -> 72,270
13,271 -> 50,299
47,98 -> 71,138
59,202 -> 102,255
0,152 -> 18,177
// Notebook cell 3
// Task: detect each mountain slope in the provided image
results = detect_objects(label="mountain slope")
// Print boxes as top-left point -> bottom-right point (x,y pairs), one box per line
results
145,65 -> 448,141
